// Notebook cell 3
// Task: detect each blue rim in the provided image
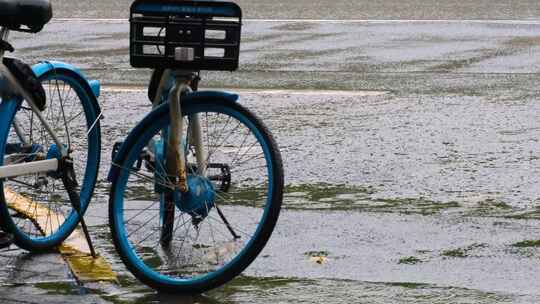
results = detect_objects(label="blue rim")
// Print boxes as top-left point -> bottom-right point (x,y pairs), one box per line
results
113,102 -> 275,286
1,73 -> 100,247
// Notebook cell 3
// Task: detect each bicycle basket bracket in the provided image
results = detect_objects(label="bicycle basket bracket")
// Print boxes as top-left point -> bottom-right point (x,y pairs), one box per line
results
130,0 -> 242,71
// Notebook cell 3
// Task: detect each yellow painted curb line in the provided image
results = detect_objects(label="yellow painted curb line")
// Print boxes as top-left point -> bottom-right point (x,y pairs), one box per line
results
5,188 -> 117,283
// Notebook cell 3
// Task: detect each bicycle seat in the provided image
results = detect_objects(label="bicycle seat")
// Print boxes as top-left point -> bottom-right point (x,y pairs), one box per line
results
0,0 -> 52,33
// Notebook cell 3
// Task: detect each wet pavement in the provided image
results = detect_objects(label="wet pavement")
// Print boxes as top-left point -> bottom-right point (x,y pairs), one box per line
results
50,0 -> 540,20
3,1 -> 540,303
8,19 -> 540,97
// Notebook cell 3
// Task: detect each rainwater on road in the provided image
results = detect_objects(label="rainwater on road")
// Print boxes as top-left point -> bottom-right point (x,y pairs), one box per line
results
2,1 -> 540,303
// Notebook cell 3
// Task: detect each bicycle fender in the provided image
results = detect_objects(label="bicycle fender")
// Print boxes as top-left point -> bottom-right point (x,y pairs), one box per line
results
183,91 -> 239,105
32,61 -> 102,113
107,91 -> 239,183
0,99 -> 21,165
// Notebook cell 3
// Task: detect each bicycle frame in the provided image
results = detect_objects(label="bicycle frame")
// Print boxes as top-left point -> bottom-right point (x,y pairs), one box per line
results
0,26 -> 67,180
151,69 -> 207,192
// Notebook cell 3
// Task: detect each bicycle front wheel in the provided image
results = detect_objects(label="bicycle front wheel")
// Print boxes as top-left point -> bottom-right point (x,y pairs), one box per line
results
0,69 -> 101,251
109,99 -> 283,293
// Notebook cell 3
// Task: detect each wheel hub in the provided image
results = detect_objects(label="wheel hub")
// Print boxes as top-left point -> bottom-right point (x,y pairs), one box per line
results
175,175 -> 215,220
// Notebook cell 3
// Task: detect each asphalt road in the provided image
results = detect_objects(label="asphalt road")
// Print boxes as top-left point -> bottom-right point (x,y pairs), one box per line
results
51,0 -> 540,20
2,1 -> 540,303
9,19 -> 540,96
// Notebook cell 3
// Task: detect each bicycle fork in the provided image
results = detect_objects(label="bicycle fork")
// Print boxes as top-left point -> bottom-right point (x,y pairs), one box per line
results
167,79 -> 189,193
165,73 -> 207,192
160,72 -> 208,244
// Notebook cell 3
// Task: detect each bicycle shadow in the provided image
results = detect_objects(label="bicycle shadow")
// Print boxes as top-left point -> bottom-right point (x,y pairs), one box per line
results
135,292 -> 225,304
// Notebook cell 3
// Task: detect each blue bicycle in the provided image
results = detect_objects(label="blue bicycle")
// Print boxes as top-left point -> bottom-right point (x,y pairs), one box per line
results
106,0 -> 284,293
0,0 -> 101,252
0,0 -> 283,294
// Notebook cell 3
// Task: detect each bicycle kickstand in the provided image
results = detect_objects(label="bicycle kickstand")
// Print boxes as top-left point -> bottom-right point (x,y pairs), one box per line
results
61,157 -> 97,258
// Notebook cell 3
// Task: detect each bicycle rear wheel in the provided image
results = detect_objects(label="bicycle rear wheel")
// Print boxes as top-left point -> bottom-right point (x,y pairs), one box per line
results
0,69 -> 100,251
109,99 -> 283,293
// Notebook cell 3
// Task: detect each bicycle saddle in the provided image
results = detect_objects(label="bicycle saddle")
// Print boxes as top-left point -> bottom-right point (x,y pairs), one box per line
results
0,0 -> 52,33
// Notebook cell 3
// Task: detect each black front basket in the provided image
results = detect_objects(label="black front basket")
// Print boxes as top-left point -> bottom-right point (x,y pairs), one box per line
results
130,0 -> 242,71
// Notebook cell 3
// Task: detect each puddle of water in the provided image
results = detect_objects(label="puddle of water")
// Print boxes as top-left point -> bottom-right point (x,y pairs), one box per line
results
34,281 -> 92,296
283,183 -> 464,215
77,274 -> 526,303
511,240 -> 540,248
440,243 -> 488,258
204,276 -> 524,304
280,183 -> 540,221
